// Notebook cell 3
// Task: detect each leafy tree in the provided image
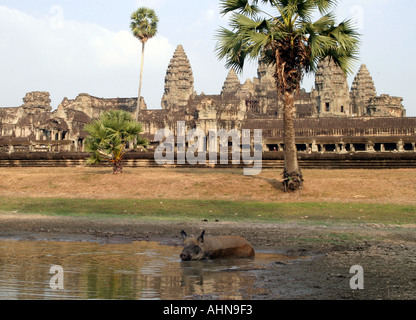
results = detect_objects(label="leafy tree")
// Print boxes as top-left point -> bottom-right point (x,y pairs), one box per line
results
85,110 -> 148,174
216,0 -> 360,191
130,7 -> 159,119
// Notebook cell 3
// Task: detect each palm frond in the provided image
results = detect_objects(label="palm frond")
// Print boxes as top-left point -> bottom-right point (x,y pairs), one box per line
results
319,18 -> 361,74
215,26 -> 248,72
216,0 -> 360,80
130,7 -> 159,42
312,0 -> 338,14
219,0 -> 261,16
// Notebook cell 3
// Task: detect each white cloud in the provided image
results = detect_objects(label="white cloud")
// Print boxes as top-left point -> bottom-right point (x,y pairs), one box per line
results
0,5 -> 174,109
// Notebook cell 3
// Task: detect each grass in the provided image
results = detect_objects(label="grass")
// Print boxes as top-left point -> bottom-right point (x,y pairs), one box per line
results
1,197 -> 415,226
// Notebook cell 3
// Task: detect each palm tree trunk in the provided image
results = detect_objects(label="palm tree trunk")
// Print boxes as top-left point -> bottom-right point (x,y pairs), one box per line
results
282,90 -> 303,192
113,159 -> 123,175
136,41 -> 146,121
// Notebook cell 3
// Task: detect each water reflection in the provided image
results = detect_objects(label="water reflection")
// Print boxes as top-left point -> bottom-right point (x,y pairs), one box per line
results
0,240 -> 291,300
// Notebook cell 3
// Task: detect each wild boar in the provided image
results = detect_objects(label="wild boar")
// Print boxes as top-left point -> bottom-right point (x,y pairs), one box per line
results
180,230 -> 255,261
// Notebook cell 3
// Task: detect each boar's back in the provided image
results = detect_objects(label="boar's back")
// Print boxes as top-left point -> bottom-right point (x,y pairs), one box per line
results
203,236 -> 255,259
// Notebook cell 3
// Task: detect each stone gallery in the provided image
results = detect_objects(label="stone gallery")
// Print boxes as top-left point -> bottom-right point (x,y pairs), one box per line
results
0,45 -> 414,156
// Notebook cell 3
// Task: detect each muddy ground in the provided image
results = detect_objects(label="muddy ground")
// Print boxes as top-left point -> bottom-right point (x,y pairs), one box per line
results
0,213 -> 415,300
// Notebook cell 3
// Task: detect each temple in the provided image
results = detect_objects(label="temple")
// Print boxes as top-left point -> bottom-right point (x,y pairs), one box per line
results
0,44 -> 414,156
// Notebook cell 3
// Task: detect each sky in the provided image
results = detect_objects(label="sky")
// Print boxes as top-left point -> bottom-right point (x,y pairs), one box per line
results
0,0 -> 415,116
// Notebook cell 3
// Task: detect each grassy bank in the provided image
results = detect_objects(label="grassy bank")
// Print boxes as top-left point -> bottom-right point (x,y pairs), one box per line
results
1,197 -> 415,226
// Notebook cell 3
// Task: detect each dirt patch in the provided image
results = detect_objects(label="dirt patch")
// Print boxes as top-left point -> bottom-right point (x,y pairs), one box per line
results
0,213 -> 415,300
1,167 -> 416,204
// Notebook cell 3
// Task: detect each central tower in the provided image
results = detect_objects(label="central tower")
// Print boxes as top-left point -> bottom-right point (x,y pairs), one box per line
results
161,45 -> 195,110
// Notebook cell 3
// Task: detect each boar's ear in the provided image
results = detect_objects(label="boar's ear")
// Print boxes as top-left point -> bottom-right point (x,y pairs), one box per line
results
181,230 -> 187,241
197,230 -> 206,244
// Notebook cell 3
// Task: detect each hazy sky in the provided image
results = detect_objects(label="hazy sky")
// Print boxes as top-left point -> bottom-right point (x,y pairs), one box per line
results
0,0 -> 415,116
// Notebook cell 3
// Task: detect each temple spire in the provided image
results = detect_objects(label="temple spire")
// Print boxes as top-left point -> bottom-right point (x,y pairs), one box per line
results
161,45 -> 194,109
351,64 -> 377,116
221,68 -> 241,96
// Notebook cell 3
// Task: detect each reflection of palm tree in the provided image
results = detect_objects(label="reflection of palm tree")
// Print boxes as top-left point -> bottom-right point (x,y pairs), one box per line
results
216,0 -> 360,191
130,7 -> 159,120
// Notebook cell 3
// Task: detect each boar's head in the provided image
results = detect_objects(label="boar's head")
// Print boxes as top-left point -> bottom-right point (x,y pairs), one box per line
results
180,230 -> 206,261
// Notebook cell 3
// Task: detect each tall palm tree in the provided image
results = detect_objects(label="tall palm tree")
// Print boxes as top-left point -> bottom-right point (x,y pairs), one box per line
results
130,7 -> 159,120
216,0 -> 360,191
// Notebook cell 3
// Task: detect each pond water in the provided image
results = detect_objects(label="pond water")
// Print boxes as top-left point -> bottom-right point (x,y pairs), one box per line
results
0,240 -> 293,300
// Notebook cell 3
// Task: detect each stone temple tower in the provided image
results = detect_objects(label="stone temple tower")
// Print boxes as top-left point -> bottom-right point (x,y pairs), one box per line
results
315,58 -> 351,117
161,45 -> 194,110
22,92 -> 52,114
221,68 -> 241,96
350,64 -> 377,116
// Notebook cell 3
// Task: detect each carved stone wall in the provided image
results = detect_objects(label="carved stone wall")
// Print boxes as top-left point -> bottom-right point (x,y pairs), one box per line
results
368,95 -> 406,118
22,92 -> 52,114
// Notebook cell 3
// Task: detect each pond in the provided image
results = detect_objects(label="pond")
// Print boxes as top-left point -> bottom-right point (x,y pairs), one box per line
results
0,239 -> 296,300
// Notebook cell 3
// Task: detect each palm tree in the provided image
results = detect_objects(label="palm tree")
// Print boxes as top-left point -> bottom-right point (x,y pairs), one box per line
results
85,110 -> 148,174
216,0 -> 360,191
130,7 -> 159,120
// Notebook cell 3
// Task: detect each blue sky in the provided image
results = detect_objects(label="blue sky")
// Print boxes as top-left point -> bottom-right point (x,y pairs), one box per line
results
0,0 -> 415,116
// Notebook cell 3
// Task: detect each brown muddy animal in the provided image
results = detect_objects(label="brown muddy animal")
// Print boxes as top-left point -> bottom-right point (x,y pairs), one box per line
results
180,230 -> 255,261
